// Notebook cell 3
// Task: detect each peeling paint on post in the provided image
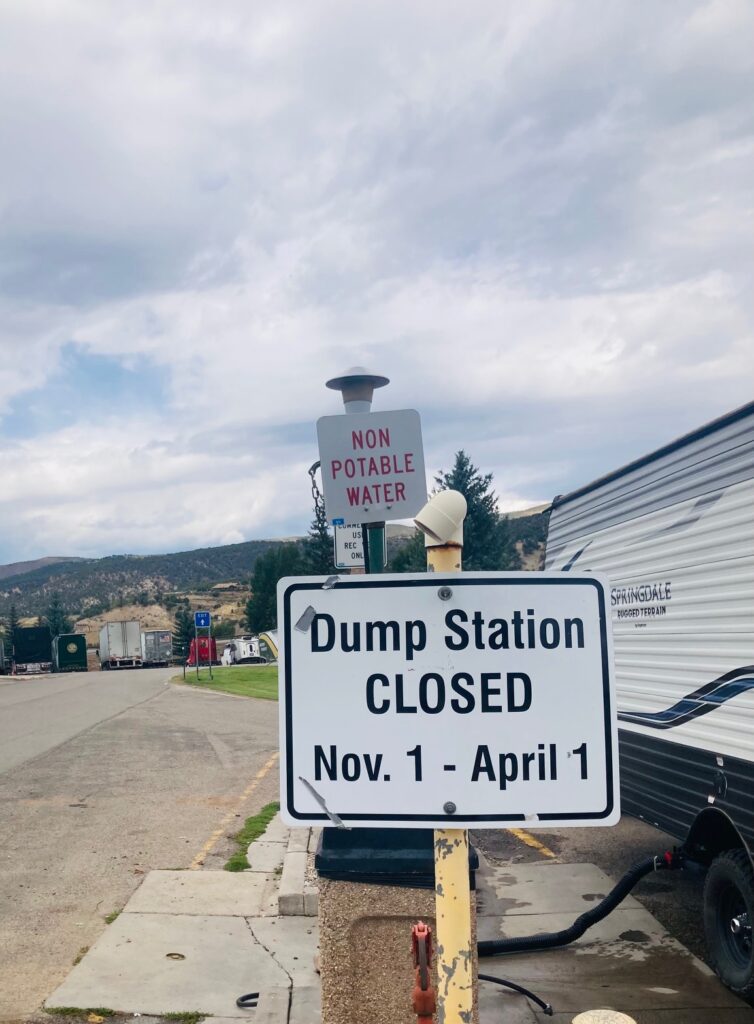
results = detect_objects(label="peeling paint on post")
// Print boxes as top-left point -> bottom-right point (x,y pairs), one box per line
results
428,536 -> 474,1024
434,828 -> 474,1024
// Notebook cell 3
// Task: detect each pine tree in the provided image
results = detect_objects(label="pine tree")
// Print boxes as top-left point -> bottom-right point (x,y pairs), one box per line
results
44,592 -> 73,637
245,543 -> 304,633
435,450 -> 517,570
3,603 -> 19,655
389,530 -> 426,572
173,606 -> 194,662
302,496 -> 335,576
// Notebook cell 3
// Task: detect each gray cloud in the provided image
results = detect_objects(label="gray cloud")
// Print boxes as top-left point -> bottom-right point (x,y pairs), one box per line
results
0,0 -> 752,561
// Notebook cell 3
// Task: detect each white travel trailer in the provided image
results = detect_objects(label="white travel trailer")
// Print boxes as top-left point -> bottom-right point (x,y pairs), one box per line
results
220,635 -> 268,665
546,401 -> 754,996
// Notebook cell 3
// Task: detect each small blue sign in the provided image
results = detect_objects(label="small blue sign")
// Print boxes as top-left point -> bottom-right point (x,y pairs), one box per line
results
194,610 -> 211,629
332,517 -> 345,526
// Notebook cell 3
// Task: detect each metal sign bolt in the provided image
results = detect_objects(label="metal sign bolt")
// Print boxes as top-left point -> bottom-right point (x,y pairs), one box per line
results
443,801 -> 457,814
437,587 -> 453,601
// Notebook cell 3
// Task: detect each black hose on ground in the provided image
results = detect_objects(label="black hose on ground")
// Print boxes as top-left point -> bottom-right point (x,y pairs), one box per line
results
479,973 -> 554,1015
478,850 -> 683,959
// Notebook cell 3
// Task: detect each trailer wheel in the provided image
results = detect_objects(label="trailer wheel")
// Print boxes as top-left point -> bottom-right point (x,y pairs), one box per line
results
704,849 -> 754,1000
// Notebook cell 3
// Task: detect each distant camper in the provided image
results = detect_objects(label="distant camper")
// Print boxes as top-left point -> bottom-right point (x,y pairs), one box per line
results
141,629 -> 172,667
546,400 -> 754,996
99,621 -> 143,669
221,635 -> 267,665
52,633 -> 88,673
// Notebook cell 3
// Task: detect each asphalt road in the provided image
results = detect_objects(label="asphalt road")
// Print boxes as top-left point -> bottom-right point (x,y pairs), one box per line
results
0,670 -> 279,1022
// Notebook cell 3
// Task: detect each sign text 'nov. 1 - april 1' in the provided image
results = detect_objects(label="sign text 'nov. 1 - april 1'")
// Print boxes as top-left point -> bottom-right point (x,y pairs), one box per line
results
278,573 -> 619,829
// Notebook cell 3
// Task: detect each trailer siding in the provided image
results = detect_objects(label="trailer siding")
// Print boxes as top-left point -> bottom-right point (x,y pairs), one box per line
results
546,402 -> 754,852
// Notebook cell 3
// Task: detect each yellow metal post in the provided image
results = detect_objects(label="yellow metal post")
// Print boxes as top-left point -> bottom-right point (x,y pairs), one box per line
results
428,540 -> 473,1024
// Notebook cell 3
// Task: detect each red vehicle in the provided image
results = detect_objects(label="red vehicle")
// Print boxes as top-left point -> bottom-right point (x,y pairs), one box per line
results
187,636 -> 219,666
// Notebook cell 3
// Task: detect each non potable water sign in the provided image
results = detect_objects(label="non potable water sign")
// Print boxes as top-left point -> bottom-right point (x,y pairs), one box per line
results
278,572 -> 619,829
316,409 -> 427,525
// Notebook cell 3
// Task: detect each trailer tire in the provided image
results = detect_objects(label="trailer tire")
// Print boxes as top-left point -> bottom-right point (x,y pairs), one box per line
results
704,849 -> 754,1001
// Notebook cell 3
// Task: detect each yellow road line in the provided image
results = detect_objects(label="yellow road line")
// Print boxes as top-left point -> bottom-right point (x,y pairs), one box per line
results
189,751 -> 280,869
509,827 -> 556,859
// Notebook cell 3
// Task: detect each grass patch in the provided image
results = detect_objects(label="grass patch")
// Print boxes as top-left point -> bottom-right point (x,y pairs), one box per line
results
176,665 -> 278,701
161,1014 -> 205,1024
103,909 -> 121,925
46,1009 -> 114,1018
72,946 -> 89,965
224,800 -> 280,872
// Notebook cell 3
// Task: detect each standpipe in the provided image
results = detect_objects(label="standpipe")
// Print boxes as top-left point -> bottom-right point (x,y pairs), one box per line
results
422,495 -> 472,1024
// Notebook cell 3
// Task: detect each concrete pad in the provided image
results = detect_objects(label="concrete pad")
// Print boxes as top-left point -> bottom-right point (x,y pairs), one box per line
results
124,869 -> 277,917
254,987 -> 291,1024
477,943 -> 744,1013
262,814 -> 291,844
308,828 -> 322,853
480,862 -> 641,916
287,828 -> 311,853
479,981 -> 538,1023
45,913 -> 289,1017
250,918 -> 320,986
279,850 -> 307,915
247,840 -> 287,873
304,886 -> 319,917
291,985 -> 322,1024
478,907 -> 677,957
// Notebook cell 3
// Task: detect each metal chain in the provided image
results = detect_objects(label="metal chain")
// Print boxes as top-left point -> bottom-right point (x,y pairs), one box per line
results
308,461 -> 325,517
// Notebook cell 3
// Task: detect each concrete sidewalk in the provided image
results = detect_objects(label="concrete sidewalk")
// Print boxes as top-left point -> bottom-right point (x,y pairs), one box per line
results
46,816 -> 753,1023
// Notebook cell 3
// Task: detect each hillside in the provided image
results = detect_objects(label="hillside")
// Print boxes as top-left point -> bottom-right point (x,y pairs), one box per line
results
0,555 -> 84,582
0,511 -> 550,622
0,539 -> 282,618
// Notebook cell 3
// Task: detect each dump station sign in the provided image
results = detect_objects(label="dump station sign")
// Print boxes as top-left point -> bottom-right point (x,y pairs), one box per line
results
316,409 -> 426,525
278,573 -> 619,829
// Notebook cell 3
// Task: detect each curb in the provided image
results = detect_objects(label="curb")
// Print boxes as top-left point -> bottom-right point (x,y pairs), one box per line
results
279,825 -> 320,917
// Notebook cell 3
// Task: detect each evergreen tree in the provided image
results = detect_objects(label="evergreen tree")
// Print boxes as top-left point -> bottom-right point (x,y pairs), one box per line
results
44,592 -> 73,637
173,605 -> 194,662
434,451 -> 519,570
3,603 -> 19,654
302,496 -> 335,576
389,530 -> 426,572
245,543 -> 304,633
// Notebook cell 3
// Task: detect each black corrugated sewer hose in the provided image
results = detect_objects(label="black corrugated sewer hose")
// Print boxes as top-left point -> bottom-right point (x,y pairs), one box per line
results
477,849 -> 684,1016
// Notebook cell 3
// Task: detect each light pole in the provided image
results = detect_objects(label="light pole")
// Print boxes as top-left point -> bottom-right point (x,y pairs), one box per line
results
325,366 -> 390,572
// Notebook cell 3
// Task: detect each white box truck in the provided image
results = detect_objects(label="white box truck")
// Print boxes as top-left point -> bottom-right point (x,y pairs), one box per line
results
545,400 -> 754,997
141,629 -> 172,667
99,621 -> 143,669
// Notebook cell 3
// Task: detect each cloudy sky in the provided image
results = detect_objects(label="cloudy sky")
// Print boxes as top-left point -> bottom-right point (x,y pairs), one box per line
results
0,1 -> 752,563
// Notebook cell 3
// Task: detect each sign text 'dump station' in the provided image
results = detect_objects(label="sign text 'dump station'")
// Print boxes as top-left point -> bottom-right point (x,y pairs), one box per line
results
279,574 -> 619,829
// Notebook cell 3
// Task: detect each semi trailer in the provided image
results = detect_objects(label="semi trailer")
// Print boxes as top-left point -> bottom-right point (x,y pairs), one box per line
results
545,400 -> 754,997
141,629 -> 172,667
13,626 -> 53,674
99,621 -> 142,669
52,633 -> 88,673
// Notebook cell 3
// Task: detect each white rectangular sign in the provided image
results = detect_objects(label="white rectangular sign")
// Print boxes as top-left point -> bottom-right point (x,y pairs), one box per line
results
334,524 -> 366,568
316,409 -> 426,525
278,573 -> 619,829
